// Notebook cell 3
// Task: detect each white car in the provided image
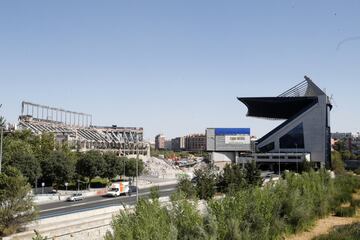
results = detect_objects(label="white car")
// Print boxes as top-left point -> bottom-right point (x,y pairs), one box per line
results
262,174 -> 280,186
67,193 -> 84,202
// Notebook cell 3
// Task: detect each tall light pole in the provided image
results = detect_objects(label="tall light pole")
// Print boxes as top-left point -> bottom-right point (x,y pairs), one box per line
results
278,146 -> 281,177
295,143 -> 298,173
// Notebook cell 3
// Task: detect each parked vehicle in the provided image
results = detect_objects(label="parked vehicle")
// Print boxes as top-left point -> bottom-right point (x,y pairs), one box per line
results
106,181 -> 130,197
67,193 -> 84,202
262,174 -> 280,186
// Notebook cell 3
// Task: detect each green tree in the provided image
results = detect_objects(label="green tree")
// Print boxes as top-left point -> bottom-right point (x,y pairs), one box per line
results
0,167 -> 37,237
341,150 -> 352,161
5,130 -> 41,157
331,151 -> 345,175
218,163 -> 246,193
76,150 -> 105,187
194,168 -> 216,200
103,152 -> 125,179
125,158 -> 144,178
35,133 -> 55,161
244,160 -> 262,186
3,136 -> 41,185
40,151 -> 75,189
333,139 -> 347,152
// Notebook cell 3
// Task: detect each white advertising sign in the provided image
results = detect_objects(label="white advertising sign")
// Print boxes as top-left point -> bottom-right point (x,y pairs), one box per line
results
225,135 -> 250,144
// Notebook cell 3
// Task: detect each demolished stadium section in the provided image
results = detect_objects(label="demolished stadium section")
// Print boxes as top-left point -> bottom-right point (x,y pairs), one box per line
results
18,102 -> 149,156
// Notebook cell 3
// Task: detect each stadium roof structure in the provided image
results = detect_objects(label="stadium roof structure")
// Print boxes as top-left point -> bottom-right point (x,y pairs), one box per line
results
237,76 -> 331,120
237,76 -> 332,168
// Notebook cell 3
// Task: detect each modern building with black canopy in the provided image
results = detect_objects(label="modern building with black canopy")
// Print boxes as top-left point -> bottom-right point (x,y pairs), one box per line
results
238,76 -> 332,168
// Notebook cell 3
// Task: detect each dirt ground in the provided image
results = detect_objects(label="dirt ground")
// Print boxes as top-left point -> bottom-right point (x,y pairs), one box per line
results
286,190 -> 360,240
285,216 -> 360,240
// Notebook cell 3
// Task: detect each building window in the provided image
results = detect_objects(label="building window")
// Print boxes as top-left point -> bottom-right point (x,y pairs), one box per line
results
279,123 -> 304,149
259,142 -> 275,153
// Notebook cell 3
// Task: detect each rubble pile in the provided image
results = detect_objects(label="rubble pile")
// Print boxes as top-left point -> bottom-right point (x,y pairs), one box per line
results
143,157 -> 184,179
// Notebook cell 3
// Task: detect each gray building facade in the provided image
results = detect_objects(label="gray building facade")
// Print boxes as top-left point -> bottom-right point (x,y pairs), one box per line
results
238,76 -> 332,168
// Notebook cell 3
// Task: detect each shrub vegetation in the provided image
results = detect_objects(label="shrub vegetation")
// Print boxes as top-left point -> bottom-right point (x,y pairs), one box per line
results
108,168 -> 360,240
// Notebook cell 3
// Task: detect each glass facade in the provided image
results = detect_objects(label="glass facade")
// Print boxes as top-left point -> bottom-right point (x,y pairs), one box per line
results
259,142 -> 275,152
279,123 -> 304,149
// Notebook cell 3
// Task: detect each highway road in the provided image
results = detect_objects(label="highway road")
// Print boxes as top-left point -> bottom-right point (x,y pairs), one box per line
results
38,184 -> 177,219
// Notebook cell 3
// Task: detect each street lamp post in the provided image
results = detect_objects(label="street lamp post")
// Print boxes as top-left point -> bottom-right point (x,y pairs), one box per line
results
295,143 -> 298,173
123,157 -> 126,177
278,147 -> 281,177
41,182 -> 45,194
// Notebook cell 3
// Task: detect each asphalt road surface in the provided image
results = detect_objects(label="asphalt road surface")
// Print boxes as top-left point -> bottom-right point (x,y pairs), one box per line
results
38,184 -> 177,219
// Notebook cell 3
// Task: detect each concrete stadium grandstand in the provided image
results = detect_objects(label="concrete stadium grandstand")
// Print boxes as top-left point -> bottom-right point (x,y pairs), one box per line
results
238,76 -> 332,168
18,101 -> 149,156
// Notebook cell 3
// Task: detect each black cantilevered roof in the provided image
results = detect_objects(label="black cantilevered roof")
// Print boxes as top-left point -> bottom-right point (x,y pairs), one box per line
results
237,76 -> 329,120
237,97 -> 318,120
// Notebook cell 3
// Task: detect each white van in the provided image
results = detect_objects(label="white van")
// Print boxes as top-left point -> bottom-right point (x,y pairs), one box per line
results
106,181 -> 130,197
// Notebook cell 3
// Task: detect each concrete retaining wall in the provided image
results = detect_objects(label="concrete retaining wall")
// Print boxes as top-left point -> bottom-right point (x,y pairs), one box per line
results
5,197 -> 172,240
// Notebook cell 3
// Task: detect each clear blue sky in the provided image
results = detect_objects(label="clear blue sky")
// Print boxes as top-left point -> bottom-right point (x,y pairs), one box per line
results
0,1 -> 359,141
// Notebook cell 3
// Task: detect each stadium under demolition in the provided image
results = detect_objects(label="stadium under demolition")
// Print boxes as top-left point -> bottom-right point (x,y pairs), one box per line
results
17,102 -> 149,156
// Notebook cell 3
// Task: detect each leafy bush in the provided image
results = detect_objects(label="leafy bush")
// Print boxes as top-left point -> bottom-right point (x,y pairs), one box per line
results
217,163 -> 246,193
194,168 -> 216,200
170,198 -> 208,240
209,186 -> 285,240
331,174 -> 360,208
90,177 -> 108,188
32,230 -> 48,240
177,177 -> 196,199
334,206 -> 356,217
105,198 -> 175,240
108,168 -> 360,240
350,199 -> 360,207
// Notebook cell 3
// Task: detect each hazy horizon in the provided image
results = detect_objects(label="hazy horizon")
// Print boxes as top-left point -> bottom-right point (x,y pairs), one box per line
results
1,1 -> 359,140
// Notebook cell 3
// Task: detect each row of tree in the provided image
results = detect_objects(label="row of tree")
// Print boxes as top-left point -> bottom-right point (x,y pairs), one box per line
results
333,139 -> 360,160
178,161 -> 262,200
2,130 -> 144,189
